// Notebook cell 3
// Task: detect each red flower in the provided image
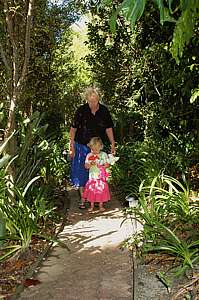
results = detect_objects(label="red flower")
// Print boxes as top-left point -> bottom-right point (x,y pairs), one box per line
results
88,154 -> 99,161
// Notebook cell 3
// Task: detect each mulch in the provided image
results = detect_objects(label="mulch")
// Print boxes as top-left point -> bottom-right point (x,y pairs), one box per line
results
0,236 -> 49,299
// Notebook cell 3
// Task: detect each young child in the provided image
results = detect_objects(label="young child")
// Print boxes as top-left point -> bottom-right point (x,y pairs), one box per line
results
82,137 -> 111,212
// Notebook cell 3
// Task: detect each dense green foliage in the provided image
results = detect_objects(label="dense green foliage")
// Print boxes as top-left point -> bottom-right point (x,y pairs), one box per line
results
85,2 -> 199,284
86,3 -> 199,183
0,0 -> 85,262
100,0 -> 199,63
0,1 -> 198,289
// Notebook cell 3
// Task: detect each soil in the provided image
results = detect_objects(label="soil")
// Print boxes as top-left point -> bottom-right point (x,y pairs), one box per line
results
0,238 -> 49,299
135,253 -> 199,300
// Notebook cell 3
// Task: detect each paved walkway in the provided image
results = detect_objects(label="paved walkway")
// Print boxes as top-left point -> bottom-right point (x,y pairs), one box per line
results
19,189 -> 135,300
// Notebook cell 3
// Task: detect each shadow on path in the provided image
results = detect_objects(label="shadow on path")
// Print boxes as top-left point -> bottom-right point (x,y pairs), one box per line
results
19,189 -> 135,300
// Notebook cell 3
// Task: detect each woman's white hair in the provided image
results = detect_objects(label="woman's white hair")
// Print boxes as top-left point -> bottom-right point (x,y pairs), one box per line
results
84,87 -> 101,101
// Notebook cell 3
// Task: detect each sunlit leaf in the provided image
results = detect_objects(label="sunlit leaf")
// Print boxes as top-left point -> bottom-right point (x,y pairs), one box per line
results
190,88 -> 199,104
0,131 -> 15,155
0,154 -> 10,168
22,176 -> 40,197
121,0 -> 146,30
167,0 -> 173,13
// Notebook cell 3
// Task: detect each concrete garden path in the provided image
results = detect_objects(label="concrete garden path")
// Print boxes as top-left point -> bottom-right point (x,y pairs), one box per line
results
19,189 -> 136,300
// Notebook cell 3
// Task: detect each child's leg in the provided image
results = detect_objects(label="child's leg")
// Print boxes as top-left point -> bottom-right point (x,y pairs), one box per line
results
79,198 -> 86,209
99,202 -> 105,212
79,187 -> 86,209
79,187 -> 84,200
88,202 -> 94,212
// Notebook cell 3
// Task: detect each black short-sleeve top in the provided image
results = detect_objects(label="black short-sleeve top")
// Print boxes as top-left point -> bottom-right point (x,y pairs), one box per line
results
71,103 -> 114,145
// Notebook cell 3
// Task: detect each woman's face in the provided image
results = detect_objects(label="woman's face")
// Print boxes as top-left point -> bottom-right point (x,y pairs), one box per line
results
87,93 -> 99,110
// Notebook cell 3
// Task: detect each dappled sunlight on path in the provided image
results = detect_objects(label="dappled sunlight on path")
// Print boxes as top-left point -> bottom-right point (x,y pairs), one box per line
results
60,209 -> 134,250
19,189 -> 134,300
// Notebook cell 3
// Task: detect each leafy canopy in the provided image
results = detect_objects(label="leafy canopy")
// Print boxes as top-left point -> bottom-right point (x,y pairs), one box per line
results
99,0 -> 199,63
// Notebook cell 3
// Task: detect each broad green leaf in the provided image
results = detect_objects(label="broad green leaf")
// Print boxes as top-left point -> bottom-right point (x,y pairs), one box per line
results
154,0 -> 176,24
109,9 -> 118,33
167,0 -> 173,13
170,1 -> 199,63
162,7 -> 176,23
121,0 -> 146,31
154,0 -> 164,25
180,0 -> 189,11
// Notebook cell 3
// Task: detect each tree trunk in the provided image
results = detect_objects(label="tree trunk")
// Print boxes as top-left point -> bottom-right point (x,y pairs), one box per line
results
3,0 -> 34,159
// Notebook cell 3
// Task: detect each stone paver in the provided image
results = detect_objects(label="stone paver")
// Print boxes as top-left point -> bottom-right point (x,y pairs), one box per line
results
19,190 -> 135,300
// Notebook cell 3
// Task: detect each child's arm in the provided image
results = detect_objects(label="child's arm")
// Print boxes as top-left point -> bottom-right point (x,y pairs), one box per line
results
85,153 -> 96,169
85,162 -> 91,169
85,153 -> 91,169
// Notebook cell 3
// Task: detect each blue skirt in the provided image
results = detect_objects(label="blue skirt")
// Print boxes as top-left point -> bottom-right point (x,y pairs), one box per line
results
70,143 -> 90,187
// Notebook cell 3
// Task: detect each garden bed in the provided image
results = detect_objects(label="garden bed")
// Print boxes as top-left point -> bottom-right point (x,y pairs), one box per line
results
0,237 -> 49,299
0,189 -> 70,300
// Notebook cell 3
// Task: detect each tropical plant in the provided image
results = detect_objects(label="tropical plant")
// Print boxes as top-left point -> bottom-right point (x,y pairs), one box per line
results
140,174 -> 199,224
0,179 -> 59,262
14,111 -> 49,190
0,132 -> 15,247
145,222 -> 199,277
99,0 -> 199,63
123,174 -> 199,277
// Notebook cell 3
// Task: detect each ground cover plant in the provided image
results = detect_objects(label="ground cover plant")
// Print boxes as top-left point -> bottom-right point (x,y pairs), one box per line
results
122,173 -> 199,298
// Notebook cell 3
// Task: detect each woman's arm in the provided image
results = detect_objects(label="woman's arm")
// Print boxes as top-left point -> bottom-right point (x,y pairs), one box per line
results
106,127 -> 115,154
69,127 -> 77,158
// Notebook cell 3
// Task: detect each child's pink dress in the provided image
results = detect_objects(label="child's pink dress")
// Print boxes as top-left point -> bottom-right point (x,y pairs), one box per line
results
83,151 -> 110,203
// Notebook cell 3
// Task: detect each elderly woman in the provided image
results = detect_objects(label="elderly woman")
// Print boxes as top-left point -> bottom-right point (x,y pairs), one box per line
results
69,87 -> 115,203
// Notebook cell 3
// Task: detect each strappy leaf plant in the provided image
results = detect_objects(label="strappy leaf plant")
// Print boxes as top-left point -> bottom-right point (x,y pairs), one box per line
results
144,222 -> 199,277
124,173 -> 199,277
140,174 -> 199,224
0,132 -> 15,247
0,181 -> 62,262
0,178 -> 40,260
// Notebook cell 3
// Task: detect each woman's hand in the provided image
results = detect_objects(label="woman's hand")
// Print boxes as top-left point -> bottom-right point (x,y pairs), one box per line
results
111,143 -> 116,155
69,142 -> 75,159
103,162 -> 110,168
